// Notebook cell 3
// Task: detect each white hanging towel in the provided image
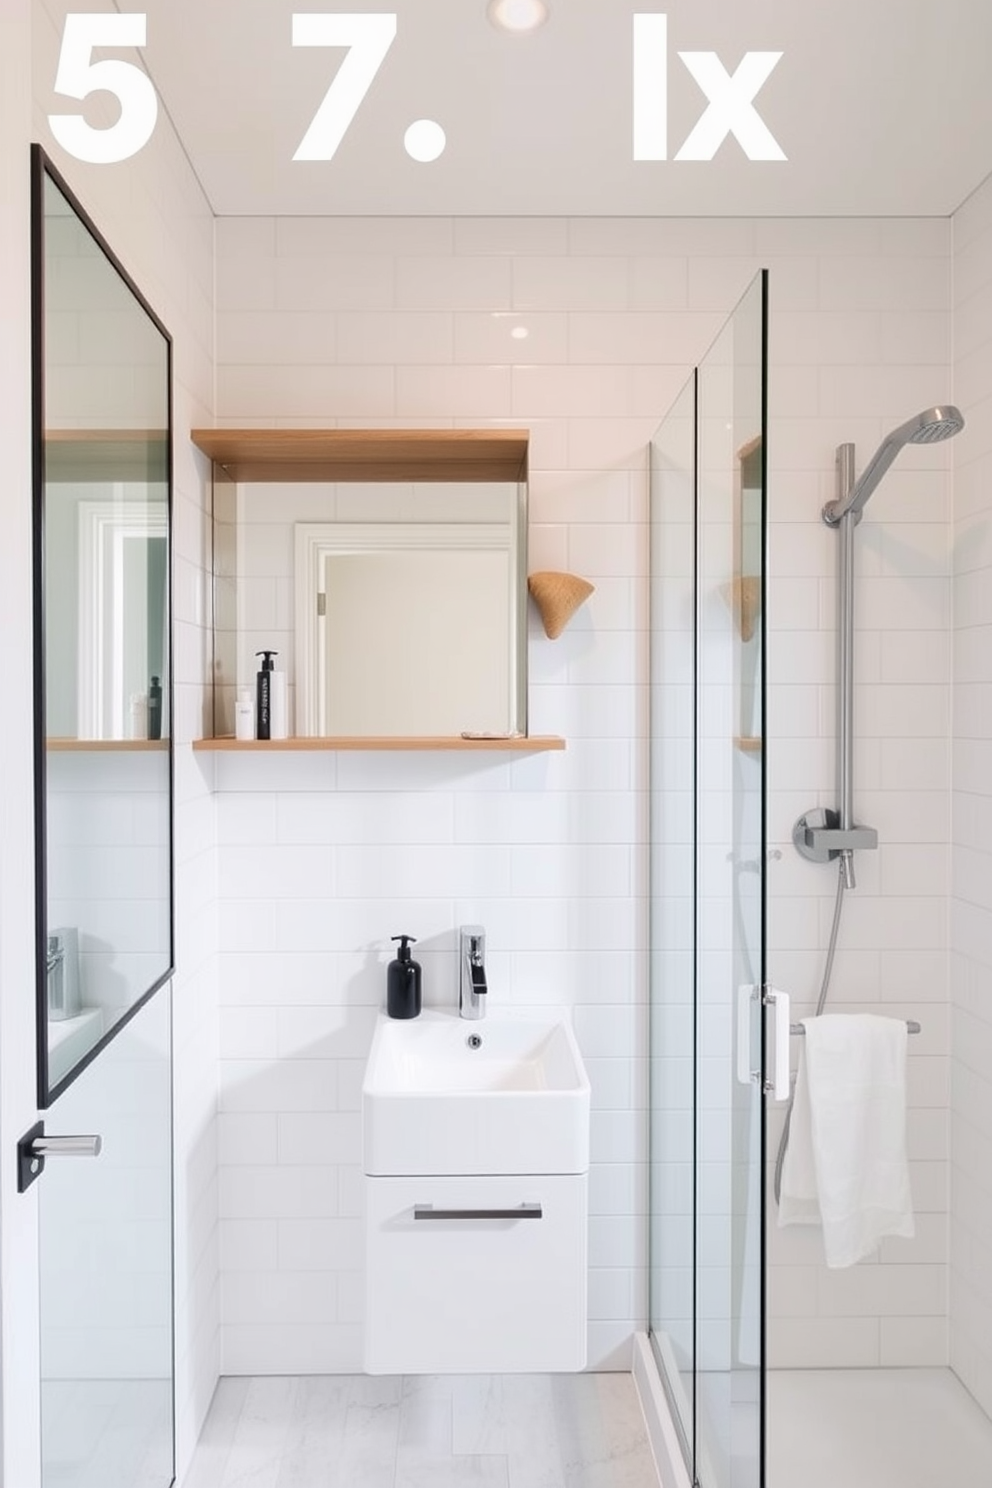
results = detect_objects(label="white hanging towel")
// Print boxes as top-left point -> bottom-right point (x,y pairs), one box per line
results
778,1014 -> 914,1268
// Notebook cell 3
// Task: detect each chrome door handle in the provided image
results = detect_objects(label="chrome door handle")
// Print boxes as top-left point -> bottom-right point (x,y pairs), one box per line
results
17,1121 -> 102,1192
32,1135 -> 102,1158
413,1203 -> 542,1221
737,983 -> 759,1086
763,985 -> 791,1101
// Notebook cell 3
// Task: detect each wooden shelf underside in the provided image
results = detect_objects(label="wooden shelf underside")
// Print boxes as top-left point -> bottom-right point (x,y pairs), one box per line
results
47,738 -> 169,751
193,735 -> 565,753
45,430 -> 168,483
191,428 -> 529,484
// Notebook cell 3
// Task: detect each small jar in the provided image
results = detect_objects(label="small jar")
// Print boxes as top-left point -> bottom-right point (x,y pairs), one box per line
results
129,691 -> 148,740
234,689 -> 255,741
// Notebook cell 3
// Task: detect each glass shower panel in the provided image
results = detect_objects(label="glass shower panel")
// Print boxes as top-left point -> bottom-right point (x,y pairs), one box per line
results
649,372 -> 697,1466
39,986 -> 173,1488
694,272 -> 767,1488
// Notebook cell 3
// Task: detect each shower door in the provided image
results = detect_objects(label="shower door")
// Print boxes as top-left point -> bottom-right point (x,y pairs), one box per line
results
650,270 -> 768,1488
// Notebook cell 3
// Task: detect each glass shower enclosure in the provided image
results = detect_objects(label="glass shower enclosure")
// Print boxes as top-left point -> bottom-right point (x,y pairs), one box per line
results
649,271 -> 768,1488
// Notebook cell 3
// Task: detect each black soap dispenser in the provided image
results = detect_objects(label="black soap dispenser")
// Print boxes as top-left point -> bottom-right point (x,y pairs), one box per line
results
255,650 -> 276,740
148,675 -> 163,741
387,935 -> 421,1020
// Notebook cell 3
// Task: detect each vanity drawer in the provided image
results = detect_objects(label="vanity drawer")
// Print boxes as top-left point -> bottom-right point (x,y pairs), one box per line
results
365,1172 -> 587,1373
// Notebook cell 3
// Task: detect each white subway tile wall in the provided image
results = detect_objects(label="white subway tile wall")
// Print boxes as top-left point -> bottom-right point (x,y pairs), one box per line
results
762,218 -> 953,1368
214,213 -> 954,1374
950,169 -> 992,1418
46,753 -> 171,1017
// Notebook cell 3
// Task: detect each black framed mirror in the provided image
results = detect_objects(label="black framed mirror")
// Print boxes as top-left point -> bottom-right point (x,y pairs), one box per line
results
31,145 -> 174,1105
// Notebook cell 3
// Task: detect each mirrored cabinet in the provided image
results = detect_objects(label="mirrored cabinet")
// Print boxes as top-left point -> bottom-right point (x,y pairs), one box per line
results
190,428 -> 565,752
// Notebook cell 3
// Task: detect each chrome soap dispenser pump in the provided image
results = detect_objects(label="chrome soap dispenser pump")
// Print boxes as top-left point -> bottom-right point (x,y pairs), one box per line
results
387,934 -> 421,1020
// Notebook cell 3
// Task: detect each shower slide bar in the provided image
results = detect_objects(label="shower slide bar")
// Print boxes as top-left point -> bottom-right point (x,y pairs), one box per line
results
789,1019 -> 920,1036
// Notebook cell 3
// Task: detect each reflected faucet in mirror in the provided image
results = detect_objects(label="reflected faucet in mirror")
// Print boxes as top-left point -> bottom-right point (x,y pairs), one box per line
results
46,928 -> 79,1022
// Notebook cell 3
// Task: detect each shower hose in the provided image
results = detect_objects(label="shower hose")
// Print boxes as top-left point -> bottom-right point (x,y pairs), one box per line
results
772,857 -> 847,1205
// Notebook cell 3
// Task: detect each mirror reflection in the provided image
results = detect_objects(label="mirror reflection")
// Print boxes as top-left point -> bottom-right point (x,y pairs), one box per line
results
34,150 -> 173,1103
213,479 -> 527,738
737,438 -> 763,745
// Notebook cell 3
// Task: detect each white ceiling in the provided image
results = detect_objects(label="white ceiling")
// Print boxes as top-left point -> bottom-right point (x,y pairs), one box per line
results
136,0 -> 992,217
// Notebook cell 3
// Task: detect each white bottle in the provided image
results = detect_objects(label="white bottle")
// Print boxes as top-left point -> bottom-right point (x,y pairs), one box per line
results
234,689 -> 254,741
270,667 -> 288,740
129,691 -> 148,740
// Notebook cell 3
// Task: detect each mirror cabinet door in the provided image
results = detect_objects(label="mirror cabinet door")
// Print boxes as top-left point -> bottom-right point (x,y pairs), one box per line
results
32,146 -> 174,1104
213,478 -> 528,740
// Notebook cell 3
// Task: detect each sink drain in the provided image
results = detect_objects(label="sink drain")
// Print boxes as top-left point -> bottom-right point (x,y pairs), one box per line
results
466,1034 -> 482,1049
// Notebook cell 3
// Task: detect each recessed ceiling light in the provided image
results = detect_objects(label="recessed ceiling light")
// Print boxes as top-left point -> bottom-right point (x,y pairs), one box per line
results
487,0 -> 549,34
404,119 -> 447,163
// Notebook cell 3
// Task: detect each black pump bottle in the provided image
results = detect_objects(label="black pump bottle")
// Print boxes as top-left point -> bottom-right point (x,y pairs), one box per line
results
387,935 -> 421,1019
255,651 -> 276,740
148,675 -> 163,740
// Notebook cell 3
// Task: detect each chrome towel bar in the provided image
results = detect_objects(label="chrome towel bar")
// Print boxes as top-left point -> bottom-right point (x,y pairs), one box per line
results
790,1019 -> 920,1036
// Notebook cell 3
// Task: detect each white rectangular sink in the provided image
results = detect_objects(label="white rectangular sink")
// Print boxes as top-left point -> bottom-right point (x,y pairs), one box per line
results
362,1009 -> 590,1176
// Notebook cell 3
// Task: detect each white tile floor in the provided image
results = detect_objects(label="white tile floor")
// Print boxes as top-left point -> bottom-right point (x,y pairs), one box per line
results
182,1373 -> 661,1488
766,1367 -> 992,1488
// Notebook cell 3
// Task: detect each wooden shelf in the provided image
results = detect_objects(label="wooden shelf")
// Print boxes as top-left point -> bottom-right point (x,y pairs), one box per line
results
193,735 -> 565,753
47,738 -> 169,752
190,428 -> 529,483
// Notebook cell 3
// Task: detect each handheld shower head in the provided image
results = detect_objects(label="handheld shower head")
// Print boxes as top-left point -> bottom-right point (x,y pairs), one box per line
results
907,407 -> 965,444
823,404 -> 964,525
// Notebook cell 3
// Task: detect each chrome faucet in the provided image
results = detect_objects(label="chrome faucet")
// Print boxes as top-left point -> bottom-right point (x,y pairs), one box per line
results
47,934 -> 67,1021
459,925 -> 487,1020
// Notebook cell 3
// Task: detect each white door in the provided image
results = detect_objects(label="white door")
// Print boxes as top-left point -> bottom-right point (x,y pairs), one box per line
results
0,4 -> 45,1479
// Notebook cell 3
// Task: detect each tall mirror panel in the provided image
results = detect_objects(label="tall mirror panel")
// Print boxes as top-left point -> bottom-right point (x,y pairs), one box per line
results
32,146 -> 174,1104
